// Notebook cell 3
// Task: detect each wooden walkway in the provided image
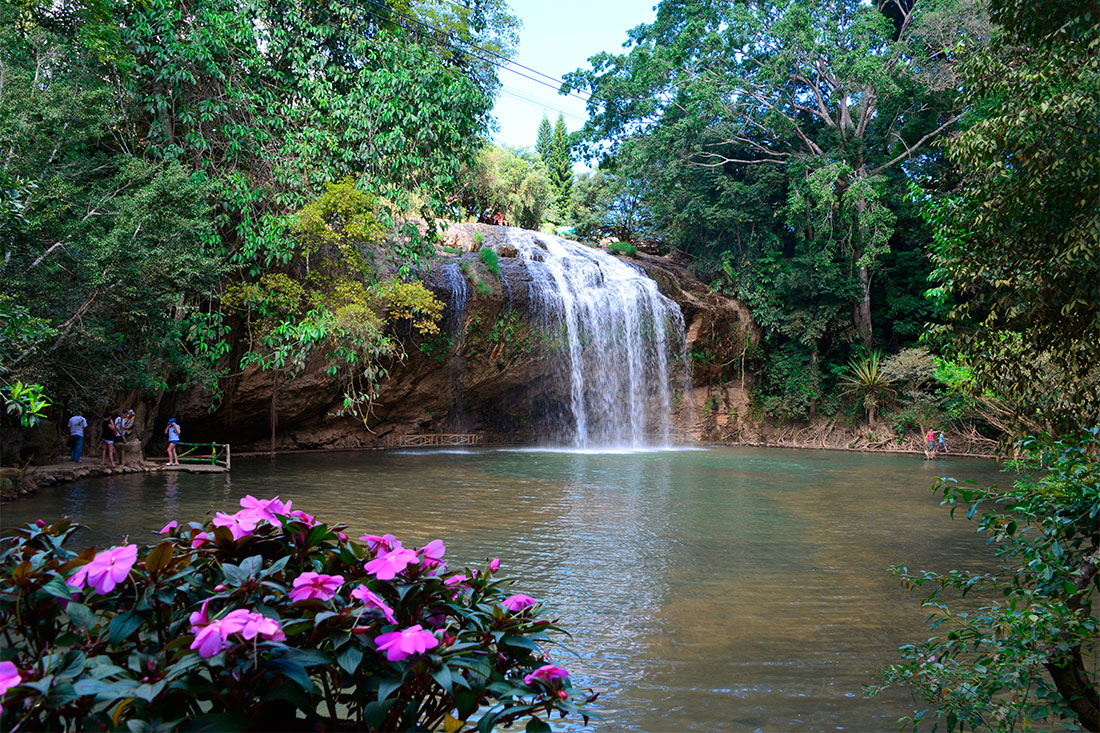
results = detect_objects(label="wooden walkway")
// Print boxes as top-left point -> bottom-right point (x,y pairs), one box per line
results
158,463 -> 228,473
386,434 -> 483,448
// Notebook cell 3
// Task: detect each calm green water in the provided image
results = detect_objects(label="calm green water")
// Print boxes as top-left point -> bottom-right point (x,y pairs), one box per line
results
2,447 -> 1005,731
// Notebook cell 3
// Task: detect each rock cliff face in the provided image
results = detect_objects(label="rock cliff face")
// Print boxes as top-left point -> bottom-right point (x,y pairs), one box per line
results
172,224 -> 757,450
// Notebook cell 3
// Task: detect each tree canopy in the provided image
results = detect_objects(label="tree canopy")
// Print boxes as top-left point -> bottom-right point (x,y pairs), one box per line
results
0,0 -> 508,420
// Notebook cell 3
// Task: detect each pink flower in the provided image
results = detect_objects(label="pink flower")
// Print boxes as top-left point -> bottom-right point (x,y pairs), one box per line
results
443,573 -> 468,587
239,611 -> 285,641
374,624 -> 439,661
191,531 -> 210,548
158,521 -> 178,534
364,546 -> 420,581
502,594 -> 536,612
289,510 -> 316,527
0,660 -> 21,714
523,664 -> 569,686
350,585 -> 396,623
189,607 -> 283,657
489,558 -> 501,573
289,572 -> 344,602
213,510 -> 257,540
190,610 -> 247,658
360,533 -> 399,555
420,539 -> 446,568
239,495 -> 291,527
67,545 -> 138,594
189,598 -> 212,630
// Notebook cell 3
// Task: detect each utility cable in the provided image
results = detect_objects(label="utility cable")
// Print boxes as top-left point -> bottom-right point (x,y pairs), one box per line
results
353,0 -> 590,102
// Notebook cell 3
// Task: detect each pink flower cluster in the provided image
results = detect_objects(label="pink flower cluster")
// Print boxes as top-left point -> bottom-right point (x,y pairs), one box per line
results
0,660 -> 21,715
210,495 -> 315,541
189,600 -> 285,658
361,535 -> 448,582
67,544 -> 138,595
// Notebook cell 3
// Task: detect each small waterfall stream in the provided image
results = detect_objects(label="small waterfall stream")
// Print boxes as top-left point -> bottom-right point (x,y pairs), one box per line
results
498,228 -> 687,448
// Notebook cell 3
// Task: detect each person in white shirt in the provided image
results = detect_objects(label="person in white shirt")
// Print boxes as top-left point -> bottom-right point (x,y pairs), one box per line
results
67,413 -> 87,462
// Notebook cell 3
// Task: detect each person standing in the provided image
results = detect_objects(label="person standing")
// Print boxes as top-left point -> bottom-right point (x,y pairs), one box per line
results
67,412 -> 87,463
121,409 -> 135,440
100,413 -> 119,466
937,431 -> 947,455
165,418 -> 181,466
926,428 -> 936,455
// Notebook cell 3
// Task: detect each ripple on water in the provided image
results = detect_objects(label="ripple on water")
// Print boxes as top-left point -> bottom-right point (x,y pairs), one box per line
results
2,446 -> 1005,731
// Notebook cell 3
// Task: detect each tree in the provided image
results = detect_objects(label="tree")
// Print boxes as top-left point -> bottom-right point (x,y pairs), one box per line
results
873,432 -> 1100,731
548,114 -> 573,211
565,0 -> 987,349
535,116 -> 553,166
453,145 -> 553,229
920,0 -> 1100,440
876,4 -> 1100,728
0,0 -> 499,425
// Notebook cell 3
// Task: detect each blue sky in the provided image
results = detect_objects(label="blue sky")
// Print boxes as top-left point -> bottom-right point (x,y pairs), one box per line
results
489,0 -> 657,151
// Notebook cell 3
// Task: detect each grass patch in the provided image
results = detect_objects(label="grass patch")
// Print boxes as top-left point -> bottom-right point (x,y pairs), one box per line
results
608,241 -> 638,257
478,247 -> 500,278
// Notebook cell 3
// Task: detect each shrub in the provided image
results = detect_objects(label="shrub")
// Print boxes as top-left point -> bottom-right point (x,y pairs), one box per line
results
872,430 -> 1100,731
473,232 -> 484,247
0,498 -> 589,731
606,241 -> 637,257
478,247 -> 500,278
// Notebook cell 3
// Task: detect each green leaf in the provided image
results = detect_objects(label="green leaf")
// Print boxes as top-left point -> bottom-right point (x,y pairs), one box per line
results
335,644 -> 363,675
109,612 -> 145,647
66,602 -> 97,630
430,664 -> 453,694
184,713 -> 253,732
144,542 -> 173,573
525,717 -> 551,733
41,576 -> 76,600
378,677 -> 402,702
264,658 -> 314,693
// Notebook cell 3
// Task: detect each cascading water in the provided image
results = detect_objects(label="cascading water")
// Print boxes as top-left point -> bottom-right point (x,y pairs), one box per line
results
498,227 -> 687,449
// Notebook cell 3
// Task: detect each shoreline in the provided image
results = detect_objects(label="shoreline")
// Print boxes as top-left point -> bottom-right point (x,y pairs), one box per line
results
2,438 -> 998,503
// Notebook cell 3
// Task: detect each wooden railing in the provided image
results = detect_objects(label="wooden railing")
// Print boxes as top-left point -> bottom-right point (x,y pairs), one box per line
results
174,442 -> 231,469
386,434 -> 483,448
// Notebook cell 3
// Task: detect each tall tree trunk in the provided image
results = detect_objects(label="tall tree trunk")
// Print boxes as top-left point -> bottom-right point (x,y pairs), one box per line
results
855,265 -> 873,349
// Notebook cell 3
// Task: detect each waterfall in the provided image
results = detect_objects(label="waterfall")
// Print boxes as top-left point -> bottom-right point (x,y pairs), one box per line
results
500,228 -> 687,448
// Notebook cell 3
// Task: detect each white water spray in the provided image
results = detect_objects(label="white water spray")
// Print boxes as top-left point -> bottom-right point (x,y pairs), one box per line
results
498,228 -> 687,448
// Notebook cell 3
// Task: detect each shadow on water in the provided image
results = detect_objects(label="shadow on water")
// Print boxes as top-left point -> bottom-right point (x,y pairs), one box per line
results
2,446 -> 1006,731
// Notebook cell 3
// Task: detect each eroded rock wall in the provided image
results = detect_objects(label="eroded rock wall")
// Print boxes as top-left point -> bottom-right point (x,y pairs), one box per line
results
172,224 -> 758,450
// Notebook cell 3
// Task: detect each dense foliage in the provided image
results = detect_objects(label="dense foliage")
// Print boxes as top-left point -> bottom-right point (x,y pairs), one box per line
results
563,0 -> 986,421
918,0 -> 1100,440
872,431 -> 1100,731
0,497 -> 588,731
0,0 -> 508,426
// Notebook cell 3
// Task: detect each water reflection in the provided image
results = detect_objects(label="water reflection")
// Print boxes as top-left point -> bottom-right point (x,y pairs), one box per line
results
2,447 -> 1005,730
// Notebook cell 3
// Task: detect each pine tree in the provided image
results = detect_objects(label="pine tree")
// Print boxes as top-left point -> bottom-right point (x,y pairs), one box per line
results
549,114 -> 573,210
535,116 -> 553,166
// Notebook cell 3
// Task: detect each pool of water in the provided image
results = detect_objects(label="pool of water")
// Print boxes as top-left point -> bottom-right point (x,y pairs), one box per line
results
3,447 -> 1006,731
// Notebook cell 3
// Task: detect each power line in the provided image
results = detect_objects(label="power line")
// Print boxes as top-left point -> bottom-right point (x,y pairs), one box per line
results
354,0 -> 590,103
498,88 -> 588,124
420,0 -> 587,93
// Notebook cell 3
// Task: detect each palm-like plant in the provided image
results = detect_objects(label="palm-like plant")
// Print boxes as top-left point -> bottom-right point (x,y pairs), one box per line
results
840,350 -> 895,426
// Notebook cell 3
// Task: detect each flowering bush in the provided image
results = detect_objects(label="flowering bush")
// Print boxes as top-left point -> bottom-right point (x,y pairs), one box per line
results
0,496 -> 590,731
